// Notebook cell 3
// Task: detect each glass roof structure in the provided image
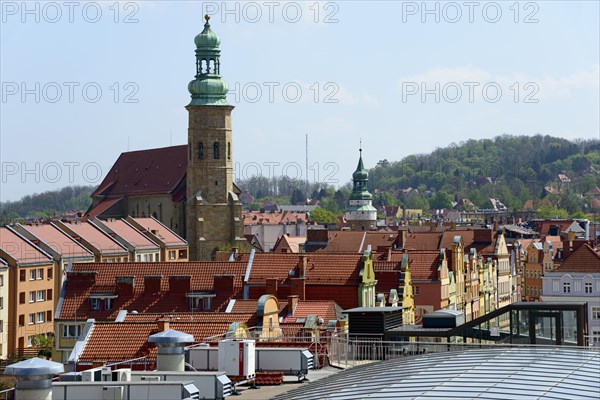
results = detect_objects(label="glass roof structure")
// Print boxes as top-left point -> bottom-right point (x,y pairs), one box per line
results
272,347 -> 600,400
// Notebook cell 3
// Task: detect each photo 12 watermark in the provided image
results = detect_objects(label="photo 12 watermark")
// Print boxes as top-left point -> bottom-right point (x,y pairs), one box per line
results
1,161 -> 104,185
201,1 -> 339,24
1,82 -> 140,104
228,81 -> 339,104
233,161 -> 339,184
400,1 -> 539,24
401,81 -> 539,103
1,1 -> 140,24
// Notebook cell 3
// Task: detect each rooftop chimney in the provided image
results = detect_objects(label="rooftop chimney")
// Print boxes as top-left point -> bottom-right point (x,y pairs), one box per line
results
5,358 -> 64,400
157,318 -> 170,332
148,329 -> 194,372
287,295 -> 299,316
290,278 -> 305,300
298,255 -> 308,278
265,278 -> 278,296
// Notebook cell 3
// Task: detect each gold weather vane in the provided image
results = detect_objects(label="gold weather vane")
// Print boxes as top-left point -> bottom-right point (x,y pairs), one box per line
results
205,14 -> 210,23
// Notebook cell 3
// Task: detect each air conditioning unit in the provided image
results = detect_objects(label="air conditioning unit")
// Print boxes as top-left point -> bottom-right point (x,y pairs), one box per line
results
102,386 -> 124,400
82,367 -> 103,382
112,369 -> 131,382
218,339 -> 255,379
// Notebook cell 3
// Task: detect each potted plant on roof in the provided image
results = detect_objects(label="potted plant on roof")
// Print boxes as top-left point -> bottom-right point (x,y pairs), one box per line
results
32,334 -> 54,360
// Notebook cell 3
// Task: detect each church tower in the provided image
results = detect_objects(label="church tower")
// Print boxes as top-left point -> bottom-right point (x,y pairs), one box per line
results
186,16 -> 245,260
345,147 -> 377,231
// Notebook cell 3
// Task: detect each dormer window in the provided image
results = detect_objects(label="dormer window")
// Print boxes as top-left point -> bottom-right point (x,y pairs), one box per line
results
90,298 -> 99,310
186,291 -> 216,311
89,293 -> 118,311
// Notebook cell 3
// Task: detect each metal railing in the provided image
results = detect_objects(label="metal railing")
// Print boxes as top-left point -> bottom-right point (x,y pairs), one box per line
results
0,388 -> 14,400
327,335 -> 600,369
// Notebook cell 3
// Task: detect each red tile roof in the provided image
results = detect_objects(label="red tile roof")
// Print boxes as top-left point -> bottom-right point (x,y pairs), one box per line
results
243,210 -> 308,226
402,232 -> 443,251
78,321 -> 237,363
57,221 -> 129,256
95,219 -> 159,250
123,312 -> 256,326
409,251 -> 442,281
556,244 -> 600,273
91,145 -> 187,198
58,262 -> 247,321
0,227 -> 52,265
128,217 -> 187,247
85,197 -> 123,219
16,223 -> 93,259
282,301 -> 338,323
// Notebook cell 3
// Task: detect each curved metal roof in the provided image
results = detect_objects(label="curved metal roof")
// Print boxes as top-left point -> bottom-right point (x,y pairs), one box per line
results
272,348 -> 600,400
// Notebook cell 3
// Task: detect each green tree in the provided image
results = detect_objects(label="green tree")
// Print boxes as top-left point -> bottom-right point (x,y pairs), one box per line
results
537,205 -> 569,219
32,334 -> 54,358
429,191 -> 453,209
309,207 -> 338,224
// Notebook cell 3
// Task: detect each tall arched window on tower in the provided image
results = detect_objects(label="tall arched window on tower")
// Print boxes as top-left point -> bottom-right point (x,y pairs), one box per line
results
227,142 -> 231,160
198,142 -> 204,160
214,142 -> 219,159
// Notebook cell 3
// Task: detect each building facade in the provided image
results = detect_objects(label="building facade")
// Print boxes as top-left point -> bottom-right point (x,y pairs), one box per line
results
345,149 -> 377,231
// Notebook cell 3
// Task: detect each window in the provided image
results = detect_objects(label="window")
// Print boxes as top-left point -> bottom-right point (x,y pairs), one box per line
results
585,282 -> 593,293
27,336 -> 34,347
563,282 -> 571,293
47,267 -> 52,279
213,142 -> 219,159
104,298 -> 113,310
0,275 -> 3,286
179,249 -> 187,259
414,286 -> 420,296
0,320 -> 3,332
227,142 -> 231,160
592,306 -> 600,320
47,289 -> 53,301
0,297 -> 3,310
37,290 -> 45,302
189,297 -> 200,310
37,268 -> 43,280
29,291 -> 35,303
47,310 -> 52,322
198,142 -> 204,160
18,315 -> 24,326
202,297 -> 211,310
168,250 -> 176,260
90,298 -> 99,311
28,314 -> 35,325
20,270 -> 26,282
29,269 -> 35,280
19,292 -> 25,304
62,325 -> 82,338
37,312 -> 44,323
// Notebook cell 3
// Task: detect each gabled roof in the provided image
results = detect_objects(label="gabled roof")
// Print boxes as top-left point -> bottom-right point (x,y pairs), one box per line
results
556,244 -> 600,273
127,217 -> 187,248
242,253 -> 365,286
272,235 -> 306,253
15,223 -> 94,259
439,229 -> 498,256
58,261 -> 247,320
408,250 -> 443,281
402,232 -> 443,251
93,219 -> 159,251
91,145 -> 187,198
123,311 -> 256,326
56,221 -> 129,256
308,231 -> 398,253
0,227 -> 53,265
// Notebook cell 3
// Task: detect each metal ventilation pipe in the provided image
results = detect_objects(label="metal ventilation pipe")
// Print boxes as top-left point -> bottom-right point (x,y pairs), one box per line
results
5,358 -> 64,400
148,329 -> 194,372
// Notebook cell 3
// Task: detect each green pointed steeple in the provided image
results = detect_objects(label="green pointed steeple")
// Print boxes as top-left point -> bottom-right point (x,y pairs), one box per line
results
188,15 -> 230,106
350,147 -> 372,201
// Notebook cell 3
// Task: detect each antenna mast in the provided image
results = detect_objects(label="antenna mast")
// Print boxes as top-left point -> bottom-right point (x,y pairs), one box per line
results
305,134 -> 309,202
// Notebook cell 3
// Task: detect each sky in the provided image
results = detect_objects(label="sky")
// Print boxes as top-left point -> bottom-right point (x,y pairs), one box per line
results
1,0 -> 599,202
